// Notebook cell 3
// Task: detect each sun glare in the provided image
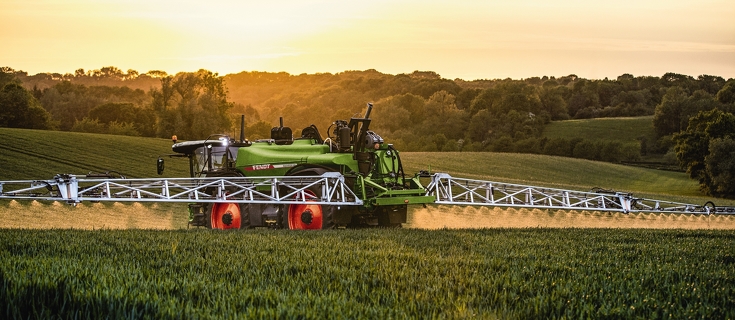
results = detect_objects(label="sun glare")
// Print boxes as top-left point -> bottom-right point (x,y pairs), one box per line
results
1,0 -> 733,79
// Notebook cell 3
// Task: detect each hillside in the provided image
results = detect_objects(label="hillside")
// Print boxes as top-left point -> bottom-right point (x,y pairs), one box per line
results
1,128 -> 733,230
0,127 -> 717,201
0,128 -> 189,180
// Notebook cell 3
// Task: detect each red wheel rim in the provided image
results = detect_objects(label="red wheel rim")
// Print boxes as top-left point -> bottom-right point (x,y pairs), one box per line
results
210,202 -> 242,230
288,190 -> 323,230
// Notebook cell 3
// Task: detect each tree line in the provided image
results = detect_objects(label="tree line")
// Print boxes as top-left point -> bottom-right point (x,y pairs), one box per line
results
2,67 -> 233,139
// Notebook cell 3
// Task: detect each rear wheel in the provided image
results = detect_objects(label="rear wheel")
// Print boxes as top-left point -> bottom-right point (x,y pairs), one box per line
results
206,202 -> 250,230
287,188 -> 336,230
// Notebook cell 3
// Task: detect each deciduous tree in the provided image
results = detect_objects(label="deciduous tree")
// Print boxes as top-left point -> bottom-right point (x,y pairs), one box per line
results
0,78 -> 54,129
705,138 -> 735,197
674,109 -> 735,196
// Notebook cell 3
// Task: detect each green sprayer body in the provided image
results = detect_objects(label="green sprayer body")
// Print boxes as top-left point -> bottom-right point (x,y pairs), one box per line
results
170,104 -> 434,228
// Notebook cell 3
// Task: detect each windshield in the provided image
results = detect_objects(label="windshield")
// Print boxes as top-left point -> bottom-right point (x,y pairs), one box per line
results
192,146 -> 239,177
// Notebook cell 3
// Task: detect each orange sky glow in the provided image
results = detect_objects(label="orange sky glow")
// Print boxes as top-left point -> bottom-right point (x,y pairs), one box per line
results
2,0 -> 734,80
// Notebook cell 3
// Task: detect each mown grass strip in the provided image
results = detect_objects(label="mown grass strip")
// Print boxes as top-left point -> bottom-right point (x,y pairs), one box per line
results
542,116 -> 656,144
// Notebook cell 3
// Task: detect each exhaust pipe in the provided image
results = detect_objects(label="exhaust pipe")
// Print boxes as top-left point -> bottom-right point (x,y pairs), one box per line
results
239,115 -> 245,142
364,103 -> 373,119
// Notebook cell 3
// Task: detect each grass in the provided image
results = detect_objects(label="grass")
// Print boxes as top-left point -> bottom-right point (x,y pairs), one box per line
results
542,116 -> 657,144
0,128 -> 189,180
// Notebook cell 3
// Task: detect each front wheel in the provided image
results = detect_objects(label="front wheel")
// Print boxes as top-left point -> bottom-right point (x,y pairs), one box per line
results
201,171 -> 250,230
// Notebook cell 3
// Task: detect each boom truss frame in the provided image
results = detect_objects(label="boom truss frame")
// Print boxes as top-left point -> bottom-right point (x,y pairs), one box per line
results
0,173 -> 362,206
425,173 -> 735,215
1,173 -> 733,215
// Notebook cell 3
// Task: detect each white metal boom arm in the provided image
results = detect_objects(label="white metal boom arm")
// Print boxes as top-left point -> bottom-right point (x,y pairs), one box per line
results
425,173 -> 734,215
0,173 -> 362,206
1,173 -> 733,215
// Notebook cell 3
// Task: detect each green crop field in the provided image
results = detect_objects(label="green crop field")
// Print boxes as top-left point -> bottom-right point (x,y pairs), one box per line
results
542,116 -> 657,145
2,228 -> 734,319
2,128 -> 735,318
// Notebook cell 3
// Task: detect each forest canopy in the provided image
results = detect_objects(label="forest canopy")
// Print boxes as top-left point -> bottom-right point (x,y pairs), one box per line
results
4,67 -> 733,142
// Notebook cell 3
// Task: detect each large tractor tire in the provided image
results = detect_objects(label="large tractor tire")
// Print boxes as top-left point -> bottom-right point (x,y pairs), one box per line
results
286,188 -> 337,230
203,172 -> 251,230
284,168 -> 338,230
205,202 -> 248,230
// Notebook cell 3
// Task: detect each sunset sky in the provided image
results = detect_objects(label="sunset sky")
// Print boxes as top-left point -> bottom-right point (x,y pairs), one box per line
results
2,0 -> 734,80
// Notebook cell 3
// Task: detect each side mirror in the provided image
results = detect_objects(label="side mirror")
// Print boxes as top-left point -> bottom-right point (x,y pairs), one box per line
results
157,157 -> 165,175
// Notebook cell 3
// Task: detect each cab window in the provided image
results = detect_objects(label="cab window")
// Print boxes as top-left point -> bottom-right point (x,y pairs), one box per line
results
192,146 -> 238,176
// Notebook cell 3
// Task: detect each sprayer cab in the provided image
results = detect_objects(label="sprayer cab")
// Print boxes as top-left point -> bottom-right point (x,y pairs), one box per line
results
169,135 -> 250,178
